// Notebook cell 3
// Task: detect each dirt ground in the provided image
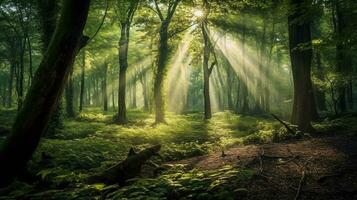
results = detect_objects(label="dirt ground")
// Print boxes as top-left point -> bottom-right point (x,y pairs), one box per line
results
171,136 -> 357,200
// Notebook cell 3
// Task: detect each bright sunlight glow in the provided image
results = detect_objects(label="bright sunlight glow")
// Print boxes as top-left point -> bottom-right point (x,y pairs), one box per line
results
194,9 -> 204,18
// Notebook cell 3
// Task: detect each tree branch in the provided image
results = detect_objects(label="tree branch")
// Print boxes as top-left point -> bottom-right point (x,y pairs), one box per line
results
168,22 -> 197,38
87,0 -> 109,44
153,0 -> 164,21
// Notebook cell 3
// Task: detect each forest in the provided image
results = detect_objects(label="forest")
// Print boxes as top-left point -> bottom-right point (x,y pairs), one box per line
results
0,0 -> 356,199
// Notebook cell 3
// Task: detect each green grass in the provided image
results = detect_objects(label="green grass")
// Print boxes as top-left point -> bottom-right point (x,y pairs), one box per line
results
0,109 -> 303,199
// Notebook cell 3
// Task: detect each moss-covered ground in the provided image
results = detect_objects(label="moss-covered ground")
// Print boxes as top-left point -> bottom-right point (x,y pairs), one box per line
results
0,109 -> 356,199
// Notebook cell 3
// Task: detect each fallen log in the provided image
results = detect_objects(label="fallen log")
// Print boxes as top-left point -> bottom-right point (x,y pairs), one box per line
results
87,145 -> 161,185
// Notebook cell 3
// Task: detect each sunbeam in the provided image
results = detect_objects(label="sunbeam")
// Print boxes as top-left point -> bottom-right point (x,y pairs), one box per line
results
167,31 -> 194,113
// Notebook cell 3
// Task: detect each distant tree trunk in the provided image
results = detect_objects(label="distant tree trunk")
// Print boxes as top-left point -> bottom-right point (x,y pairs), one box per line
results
79,50 -> 85,112
132,75 -> 137,109
241,24 -> 249,114
140,73 -> 149,111
226,65 -> 234,110
65,70 -> 75,118
27,36 -> 33,85
0,0 -> 90,187
17,39 -> 26,110
254,20 -> 267,113
152,0 -> 181,124
7,63 -> 15,108
334,2 -> 353,112
235,77 -> 241,113
314,51 -> 327,111
288,0 -> 318,132
111,68 -> 116,110
103,62 -> 108,112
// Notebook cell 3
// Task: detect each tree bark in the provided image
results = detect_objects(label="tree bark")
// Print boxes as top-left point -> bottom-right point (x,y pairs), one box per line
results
117,23 -> 130,123
288,0 -> 318,132
38,0 -> 61,136
103,62 -> 108,112
241,23 -> 249,114
7,62 -> 14,108
65,70 -> 75,118
202,0 -> 212,119
154,23 -> 169,123
0,0 -> 90,187
334,1 -> 352,113
79,49 -> 86,112
152,0 -> 180,124
132,74 -> 137,109
140,73 -> 149,111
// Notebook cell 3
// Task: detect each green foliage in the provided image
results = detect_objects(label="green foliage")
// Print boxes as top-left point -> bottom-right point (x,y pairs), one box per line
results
105,165 -> 254,199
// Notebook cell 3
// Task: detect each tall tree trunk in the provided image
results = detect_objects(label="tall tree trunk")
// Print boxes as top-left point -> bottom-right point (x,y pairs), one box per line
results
241,24 -> 249,114
201,0 -> 212,119
117,23 -> 130,123
7,63 -> 15,108
154,23 -> 169,123
202,27 -> 211,119
38,0 -> 61,136
132,74 -> 137,109
139,71 -> 149,111
334,2 -> 352,112
17,39 -> 26,110
0,0 -> 90,187
65,70 -> 75,118
27,36 -> 33,85
254,21 -> 267,113
288,0 -> 318,132
226,65 -> 234,110
314,51 -> 327,111
79,49 -> 85,112
103,62 -> 108,112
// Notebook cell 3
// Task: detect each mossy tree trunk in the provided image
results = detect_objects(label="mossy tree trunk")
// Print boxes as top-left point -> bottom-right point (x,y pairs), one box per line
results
65,69 -> 76,118
201,0 -> 216,120
117,1 -> 139,124
0,0 -> 90,187
103,62 -> 108,112
37,0 -> 62,136
334,1 -> 353,113
118,23 -> 130,123
79,49 -> 86,112
288,0 -> 318,132
152,0 -> 181,124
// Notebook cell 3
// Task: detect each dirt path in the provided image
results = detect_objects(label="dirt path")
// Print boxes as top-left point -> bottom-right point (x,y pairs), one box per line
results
171,136 -> 357,199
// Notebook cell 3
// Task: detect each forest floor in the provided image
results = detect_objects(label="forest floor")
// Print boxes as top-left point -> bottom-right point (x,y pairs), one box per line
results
171,136 -> 357,200
0,109 -> 357,199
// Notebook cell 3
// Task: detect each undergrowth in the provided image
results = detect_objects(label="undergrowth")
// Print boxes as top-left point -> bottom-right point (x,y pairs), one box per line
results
2,109 -> 354,199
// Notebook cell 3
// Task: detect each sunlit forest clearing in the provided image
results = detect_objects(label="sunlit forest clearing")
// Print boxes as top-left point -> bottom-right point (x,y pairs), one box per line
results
0,0 -> 357,199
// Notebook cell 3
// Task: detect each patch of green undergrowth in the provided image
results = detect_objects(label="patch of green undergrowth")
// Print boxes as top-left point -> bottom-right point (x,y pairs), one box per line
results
105,165 -> 254,200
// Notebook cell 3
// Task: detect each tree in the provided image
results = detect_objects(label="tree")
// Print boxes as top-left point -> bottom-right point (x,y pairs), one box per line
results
333,0 -> 354,112
288,0 -> 318,132
37,0 -> 62,136
0,0 -> 90,187
116,0 -> 140,124
79,49 -> 86,112
151,0 -> 181,123
201,0 -> 217,119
